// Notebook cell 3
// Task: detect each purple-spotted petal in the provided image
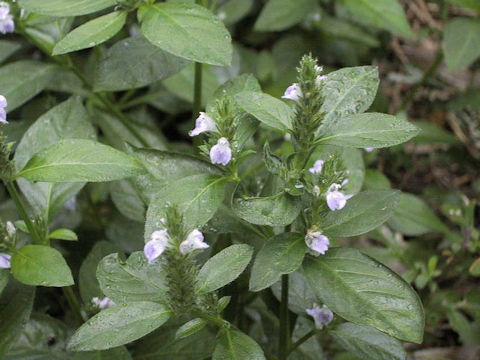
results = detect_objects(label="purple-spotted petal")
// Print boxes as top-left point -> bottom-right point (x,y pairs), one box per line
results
179,229 -> 209,255
282,83 -> 302,102
189,112 -> 216,136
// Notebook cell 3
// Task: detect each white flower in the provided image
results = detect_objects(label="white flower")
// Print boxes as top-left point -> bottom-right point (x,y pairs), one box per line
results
282,83 -> 302,102
305,231 -> 330,255
92,296 -> 115,309
309,160 -> 324,174
189,112 -> 216,136
364,147 -> 374,152
326,183 -> 352,211
306,304 -> 334,329
210,137 -> 232,166
0,253 -> 11,269
144,229 -> 169,263
179,229 -> 209,255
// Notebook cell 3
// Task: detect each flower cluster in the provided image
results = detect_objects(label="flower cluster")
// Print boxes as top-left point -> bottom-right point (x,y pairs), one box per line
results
306,304 -> 334,329
0,2 -> 14,35
144,228 -> 209,263
190,111 -> 233,166
0,95 -> 8,124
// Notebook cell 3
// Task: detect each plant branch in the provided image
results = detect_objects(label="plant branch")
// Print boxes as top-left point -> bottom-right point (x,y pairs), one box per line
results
62,286 -> 84,326
287,330 -> 316,355
4,180 -> 43,244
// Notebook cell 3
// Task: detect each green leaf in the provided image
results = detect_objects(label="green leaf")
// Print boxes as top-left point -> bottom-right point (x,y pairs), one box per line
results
0,60 -> 56,112
48,228 -> 78,241
0,40 -> 21,64
235,91 -> 294,132
388,193 -> 448,236
213,329 -> 266,360
139,2 -> 232,66
110,180 -> 145,222
162,62 -> 220,105
232,192 -> 301,226
0,283 -> 35,358
330,323 -> 406,360
132,148 -> 220,202
317,113 -> 420,148
250,233 -> 306,292
79,241 -> 120,303
322,190 -> 400,237
339,0 -> 414,38
271,271 -> 317,315
254,0 -> 314,31
68,302 -> 172,351
11,245 -> 74,287
217,0 -> 254,25
18,139 -> 146,183
18,0 -> 117,16
303,247 -> 424,343
444,18 -> 480,70
197,244 -> 253,293
14,97 -> 96,219
53,11 -> 127,55
94,35 -> 189,91
363,169 -> 391,190
96,252 -> 167,304
412,121 -> 458,145
145,174 -> 226,239
320,66 -> 379,125
175,318 -> 208,340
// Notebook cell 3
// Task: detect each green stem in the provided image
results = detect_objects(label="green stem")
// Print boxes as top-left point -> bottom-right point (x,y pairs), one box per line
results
62,286 -> 84,326
279,274 -> 290,360
193,61 -> 203,118
4,181 -> 42,244
287,330 -> 315,355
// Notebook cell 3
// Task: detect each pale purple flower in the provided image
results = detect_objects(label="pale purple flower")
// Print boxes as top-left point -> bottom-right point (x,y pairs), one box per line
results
179,229 -> 209,255
0,2 -> 14,34
305,231 -> 330,255
144,229 -> 169,263
315,75 -> 328,87
364,147 -> 374,152
306,304 -> 334,329
282,83 -> 302,102
0,253 -> 11,269
326,183 -> 352,211
64,196 -> 76,211
0,95 -> 7,124
189,112 -> 216,136
92,296 -> 115,309
210,137 -> 232,166
309,160 -> 324,174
